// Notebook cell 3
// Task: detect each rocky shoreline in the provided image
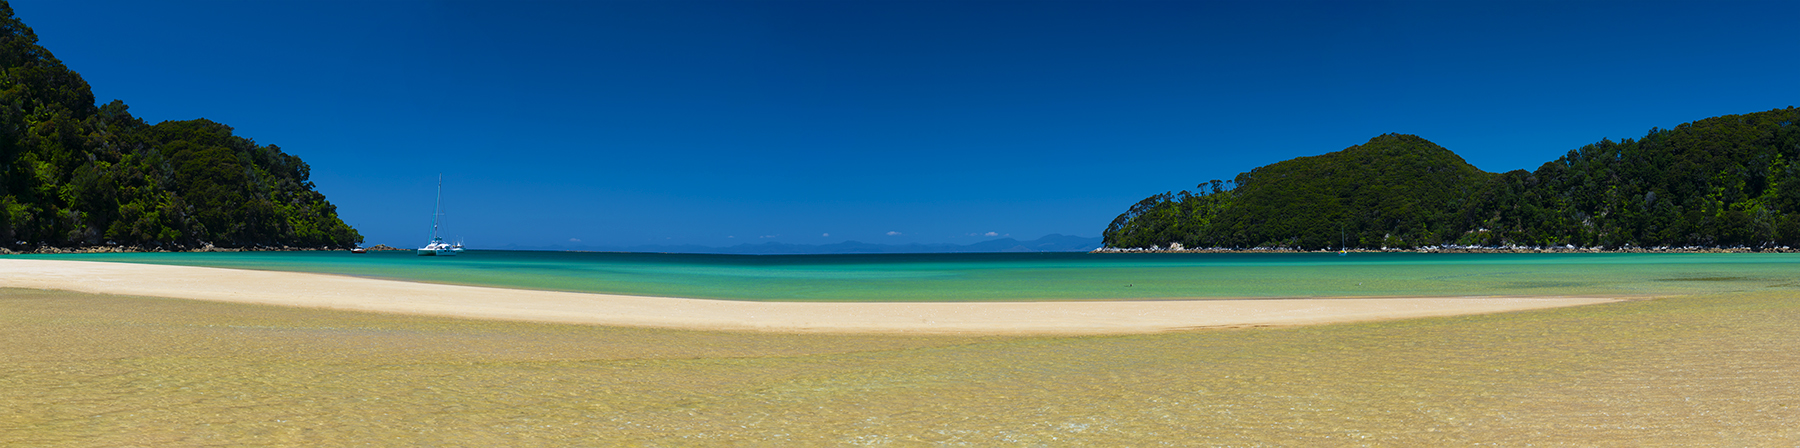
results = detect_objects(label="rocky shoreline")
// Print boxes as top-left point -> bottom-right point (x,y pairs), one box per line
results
1092,245 -> 1798,254
0,243 -> 399,255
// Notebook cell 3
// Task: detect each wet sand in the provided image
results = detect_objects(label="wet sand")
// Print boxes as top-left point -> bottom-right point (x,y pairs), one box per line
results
5,258 -> 1796,445
4,287 -> 1796,445
0,259 -> 1618,334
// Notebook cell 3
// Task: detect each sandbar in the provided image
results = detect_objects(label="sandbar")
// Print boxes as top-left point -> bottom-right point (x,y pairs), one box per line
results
0,259 -> 1621,335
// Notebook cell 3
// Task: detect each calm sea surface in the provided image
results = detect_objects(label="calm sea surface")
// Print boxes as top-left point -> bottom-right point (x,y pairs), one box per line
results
14,250 -> 1800,300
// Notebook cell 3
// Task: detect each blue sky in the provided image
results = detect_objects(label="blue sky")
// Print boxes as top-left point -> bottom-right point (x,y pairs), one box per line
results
10,0 -> 1797,248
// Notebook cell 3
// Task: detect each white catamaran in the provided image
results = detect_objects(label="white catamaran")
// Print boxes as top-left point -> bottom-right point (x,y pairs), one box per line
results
419,174 -> 464,256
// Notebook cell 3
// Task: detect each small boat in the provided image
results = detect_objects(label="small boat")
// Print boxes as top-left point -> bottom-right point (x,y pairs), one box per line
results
419,175 -> 459,256
419,238 -> 456,256
350,246 -> 367,254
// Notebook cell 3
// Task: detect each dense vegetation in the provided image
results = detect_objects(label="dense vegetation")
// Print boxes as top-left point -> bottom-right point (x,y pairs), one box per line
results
0,3 -> 359,250
1105,107 -> 1800,250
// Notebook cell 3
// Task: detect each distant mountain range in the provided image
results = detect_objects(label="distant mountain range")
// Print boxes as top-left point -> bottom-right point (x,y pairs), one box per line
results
496,234 -> 1102,255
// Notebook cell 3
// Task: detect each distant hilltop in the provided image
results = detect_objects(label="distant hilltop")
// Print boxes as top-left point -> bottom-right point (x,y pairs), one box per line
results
504,234 -> 1103,255
0,3 -> 360,252
1105,107 -> 1800,251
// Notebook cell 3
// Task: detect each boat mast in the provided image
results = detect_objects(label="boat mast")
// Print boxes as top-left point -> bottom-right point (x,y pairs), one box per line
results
431,174 -> 443,241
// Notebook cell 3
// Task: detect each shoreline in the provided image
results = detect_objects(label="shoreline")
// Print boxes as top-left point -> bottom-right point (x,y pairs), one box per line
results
0,259 -> 1623,335
0,243 -> 404,254
0,245 -> 351,255
1093,246 -> 1797,254
4,244 -> 1797,256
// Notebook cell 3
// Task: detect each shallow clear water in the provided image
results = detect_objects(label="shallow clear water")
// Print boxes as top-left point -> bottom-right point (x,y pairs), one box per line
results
12,251 -> 1800,300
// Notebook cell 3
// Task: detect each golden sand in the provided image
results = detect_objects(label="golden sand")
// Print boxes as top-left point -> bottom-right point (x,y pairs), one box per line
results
0,259 -> 1618,334
5,258 -> 1792,445
2,287 -> 1796,446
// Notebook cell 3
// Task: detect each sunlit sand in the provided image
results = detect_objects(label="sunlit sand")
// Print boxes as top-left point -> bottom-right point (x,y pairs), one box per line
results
0,259 -> 1618,334
5,285 -> 1796,445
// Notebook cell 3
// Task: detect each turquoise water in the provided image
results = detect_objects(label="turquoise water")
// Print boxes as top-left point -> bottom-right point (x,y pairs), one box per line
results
11,251 -> 1800,301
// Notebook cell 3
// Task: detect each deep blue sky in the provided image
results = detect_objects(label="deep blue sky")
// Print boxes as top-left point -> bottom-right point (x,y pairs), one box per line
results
11,1 -> 1797,248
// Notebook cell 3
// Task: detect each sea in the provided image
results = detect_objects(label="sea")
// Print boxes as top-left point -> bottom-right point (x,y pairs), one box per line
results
16,250 -> 1800,300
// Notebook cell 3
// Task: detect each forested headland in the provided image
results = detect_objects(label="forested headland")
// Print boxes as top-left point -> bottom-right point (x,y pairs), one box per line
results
1104,107 -> 1800,251
0,3 -> 360,251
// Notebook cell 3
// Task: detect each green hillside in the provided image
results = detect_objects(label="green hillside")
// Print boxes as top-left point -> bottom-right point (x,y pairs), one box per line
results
1105,107 -> 1800,250
0,3 -> 360,250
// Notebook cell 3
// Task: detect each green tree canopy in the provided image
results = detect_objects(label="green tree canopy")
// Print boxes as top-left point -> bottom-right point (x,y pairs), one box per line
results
0,2 -> 359,249
1105,107 -> 1800,250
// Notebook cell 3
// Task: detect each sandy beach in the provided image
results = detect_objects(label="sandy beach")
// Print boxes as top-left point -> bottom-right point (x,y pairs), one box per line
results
0,258 -> 1620,335
7,259 -> 1797,446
